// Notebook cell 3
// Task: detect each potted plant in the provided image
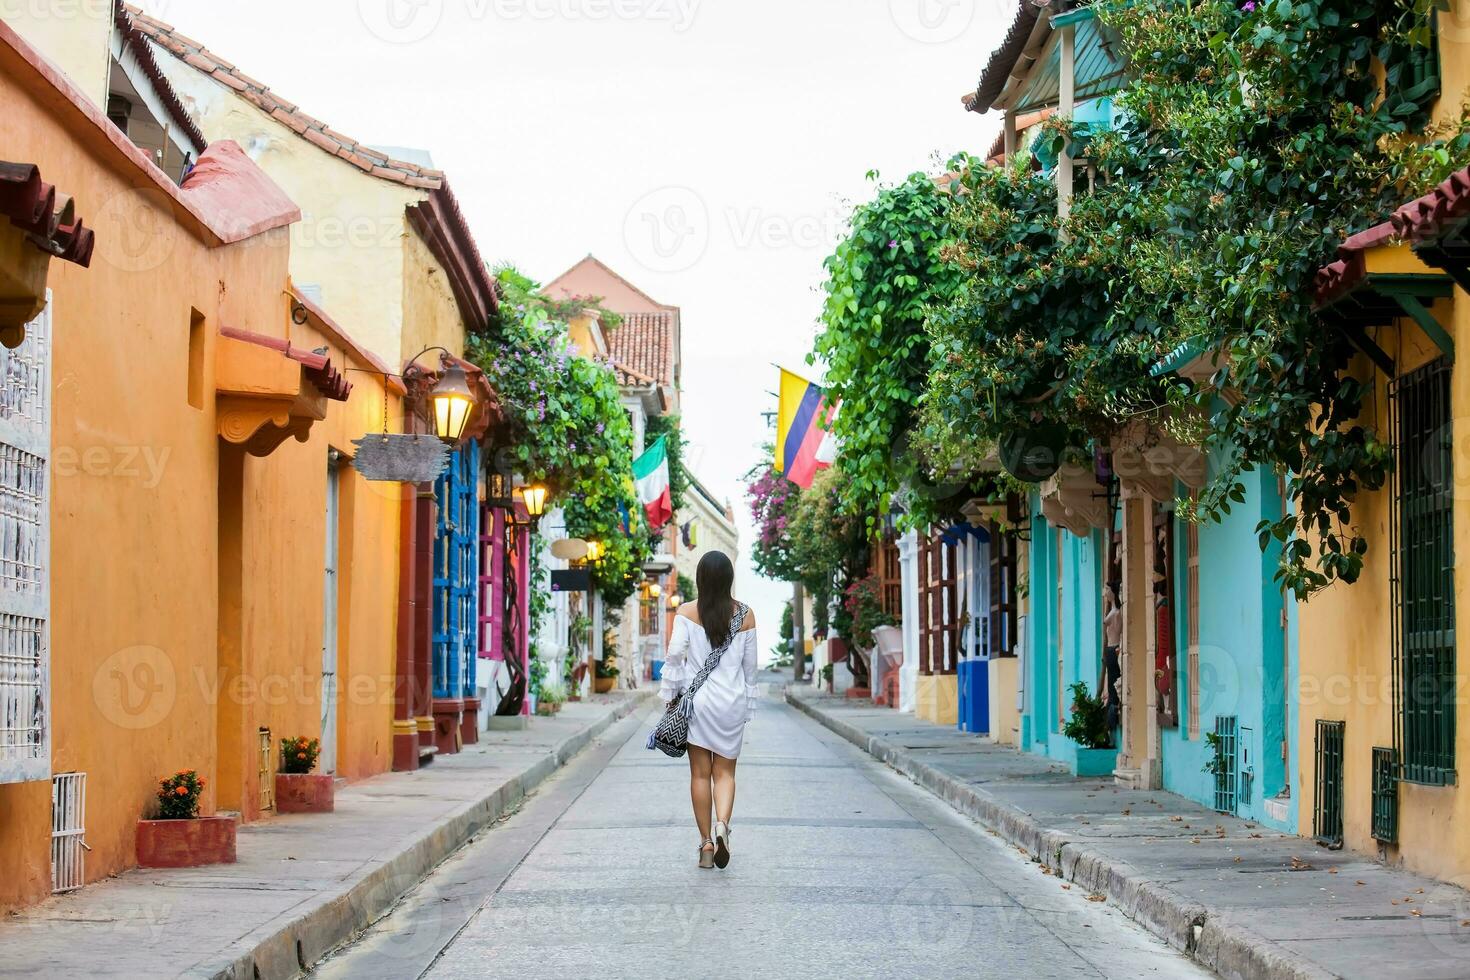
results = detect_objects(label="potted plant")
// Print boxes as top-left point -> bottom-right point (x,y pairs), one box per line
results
1060,682 -> 1119,777
536,683 -> 566,716
275,736 -> 334,814
820,663 -> 834,693
594,654 -> 619,694
136,769 -> 237,868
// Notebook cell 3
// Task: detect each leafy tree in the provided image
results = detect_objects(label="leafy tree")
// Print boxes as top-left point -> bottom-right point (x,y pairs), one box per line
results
917,0 -> 1468,596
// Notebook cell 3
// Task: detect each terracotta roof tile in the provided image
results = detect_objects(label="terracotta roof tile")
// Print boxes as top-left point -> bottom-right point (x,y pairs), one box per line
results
127,4 -> 446,191
0,161 -> 95,268
608,312 -> 676,388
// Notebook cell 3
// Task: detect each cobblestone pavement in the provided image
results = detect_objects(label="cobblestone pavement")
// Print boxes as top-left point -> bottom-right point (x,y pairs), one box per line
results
315,676 -> 1210,979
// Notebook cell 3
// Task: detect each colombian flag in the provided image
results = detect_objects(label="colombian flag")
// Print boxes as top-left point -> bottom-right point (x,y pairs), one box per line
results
775,368 -> 838,490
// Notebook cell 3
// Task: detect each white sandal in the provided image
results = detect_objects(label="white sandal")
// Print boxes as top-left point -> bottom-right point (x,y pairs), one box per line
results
713,822 -> 731,869
698,839 -> 715,869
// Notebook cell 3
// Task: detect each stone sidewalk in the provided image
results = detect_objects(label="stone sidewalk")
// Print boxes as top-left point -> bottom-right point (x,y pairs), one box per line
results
788,688 -> 1470,980
0,693 -> 651,980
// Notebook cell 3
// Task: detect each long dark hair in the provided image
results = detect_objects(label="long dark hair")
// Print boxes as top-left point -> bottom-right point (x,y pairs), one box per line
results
695,551 -> 736,648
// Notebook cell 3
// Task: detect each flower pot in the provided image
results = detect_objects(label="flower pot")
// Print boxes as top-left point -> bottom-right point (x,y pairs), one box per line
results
535,703 -> 555,717
136,814 -> 237,868
275,772 -> 335,814
1069,746 -> 1119,778
593,676 -> 615,694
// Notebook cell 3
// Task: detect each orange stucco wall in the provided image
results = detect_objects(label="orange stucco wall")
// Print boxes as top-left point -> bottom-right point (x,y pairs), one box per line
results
0,45 -> 403,910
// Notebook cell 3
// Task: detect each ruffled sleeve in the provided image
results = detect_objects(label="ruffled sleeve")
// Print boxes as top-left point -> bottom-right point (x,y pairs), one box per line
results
742,618 -> 759,724
659,615 -> 691,703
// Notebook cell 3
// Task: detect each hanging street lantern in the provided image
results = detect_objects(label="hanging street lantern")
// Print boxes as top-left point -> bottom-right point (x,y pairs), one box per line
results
520,483 -> 549,519
430,360 -> 476,443
585,539 -> 605,564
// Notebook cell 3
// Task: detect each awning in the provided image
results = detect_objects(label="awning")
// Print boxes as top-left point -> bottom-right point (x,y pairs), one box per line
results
1312,170 -> 1466,372
216,325 -> 352,457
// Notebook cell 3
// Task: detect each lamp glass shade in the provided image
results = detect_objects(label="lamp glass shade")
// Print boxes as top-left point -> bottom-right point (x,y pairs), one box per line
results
522,484 -> 549,518
648,582 -> 661,598
430,362 -> 476,442
668,593 -> 682,609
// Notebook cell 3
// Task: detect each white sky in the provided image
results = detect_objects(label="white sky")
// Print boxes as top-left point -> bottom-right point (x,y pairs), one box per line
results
147,0 -> 1010,648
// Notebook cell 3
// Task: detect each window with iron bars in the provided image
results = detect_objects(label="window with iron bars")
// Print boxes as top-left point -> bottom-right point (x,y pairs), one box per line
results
1212,716 -> 1237,814
1389,358 -> 1456,786
1371,746 -> 1398,844
1314,720 -> 1345,846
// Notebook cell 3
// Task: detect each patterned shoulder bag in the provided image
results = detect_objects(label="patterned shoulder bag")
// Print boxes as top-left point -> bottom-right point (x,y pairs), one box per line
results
646,603 -> 749,758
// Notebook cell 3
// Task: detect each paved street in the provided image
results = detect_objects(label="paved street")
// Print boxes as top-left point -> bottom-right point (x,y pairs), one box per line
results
314,676 -> 1208,979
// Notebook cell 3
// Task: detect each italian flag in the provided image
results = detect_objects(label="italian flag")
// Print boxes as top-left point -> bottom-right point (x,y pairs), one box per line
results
633,436 -> 673,530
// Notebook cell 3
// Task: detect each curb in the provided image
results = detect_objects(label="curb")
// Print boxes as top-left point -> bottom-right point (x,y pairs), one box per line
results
786,689 -> 1333,980
203,693 -> 653,980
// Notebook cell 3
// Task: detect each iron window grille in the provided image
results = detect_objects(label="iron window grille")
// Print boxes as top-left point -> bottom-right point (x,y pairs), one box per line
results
51,771 -> 85,893
1371,746 -> 1398,844
1314,720 -> 1346,846
1213,715 -> 1238,814
1389,358 -> 1456,786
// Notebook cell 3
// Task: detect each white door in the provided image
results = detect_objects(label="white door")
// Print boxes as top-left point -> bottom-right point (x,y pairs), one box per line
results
321,455 -> 340,773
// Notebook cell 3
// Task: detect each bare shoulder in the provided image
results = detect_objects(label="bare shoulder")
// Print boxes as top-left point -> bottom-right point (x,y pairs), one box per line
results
740,605 -> 756,631
677,601 -> 701,625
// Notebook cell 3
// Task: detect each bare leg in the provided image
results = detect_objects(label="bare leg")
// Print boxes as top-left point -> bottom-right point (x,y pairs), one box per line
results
712,753 -> 737,826
687,746 -> 714,848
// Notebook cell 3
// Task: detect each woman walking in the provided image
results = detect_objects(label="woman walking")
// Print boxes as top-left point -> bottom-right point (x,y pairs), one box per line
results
658,551 -> 758,869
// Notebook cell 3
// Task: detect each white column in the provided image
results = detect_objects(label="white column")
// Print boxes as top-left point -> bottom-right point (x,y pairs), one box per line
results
897,530 -> 921,713
1057,22 -> 1076,226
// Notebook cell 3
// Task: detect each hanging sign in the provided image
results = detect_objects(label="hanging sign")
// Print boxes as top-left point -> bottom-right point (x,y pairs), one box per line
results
350,433 -> 451,483
551,569 -> 591,593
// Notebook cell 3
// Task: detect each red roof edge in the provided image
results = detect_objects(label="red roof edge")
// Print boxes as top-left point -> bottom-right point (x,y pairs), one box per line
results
406,181 -> 498,335
220,324 -> 352,401
179,141 -> 300,242
1313,166 -> 1470,306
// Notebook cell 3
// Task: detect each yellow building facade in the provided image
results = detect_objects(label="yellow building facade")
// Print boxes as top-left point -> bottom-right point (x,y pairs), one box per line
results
1295,11 -> 1470,881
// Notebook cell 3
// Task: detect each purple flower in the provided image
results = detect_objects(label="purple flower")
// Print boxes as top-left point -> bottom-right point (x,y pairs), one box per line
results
888,239 -> 899,249
1241,1 -> 1255,9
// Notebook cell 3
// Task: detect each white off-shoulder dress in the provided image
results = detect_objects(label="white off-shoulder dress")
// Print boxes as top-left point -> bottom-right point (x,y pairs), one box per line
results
659,611 -> 759,760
